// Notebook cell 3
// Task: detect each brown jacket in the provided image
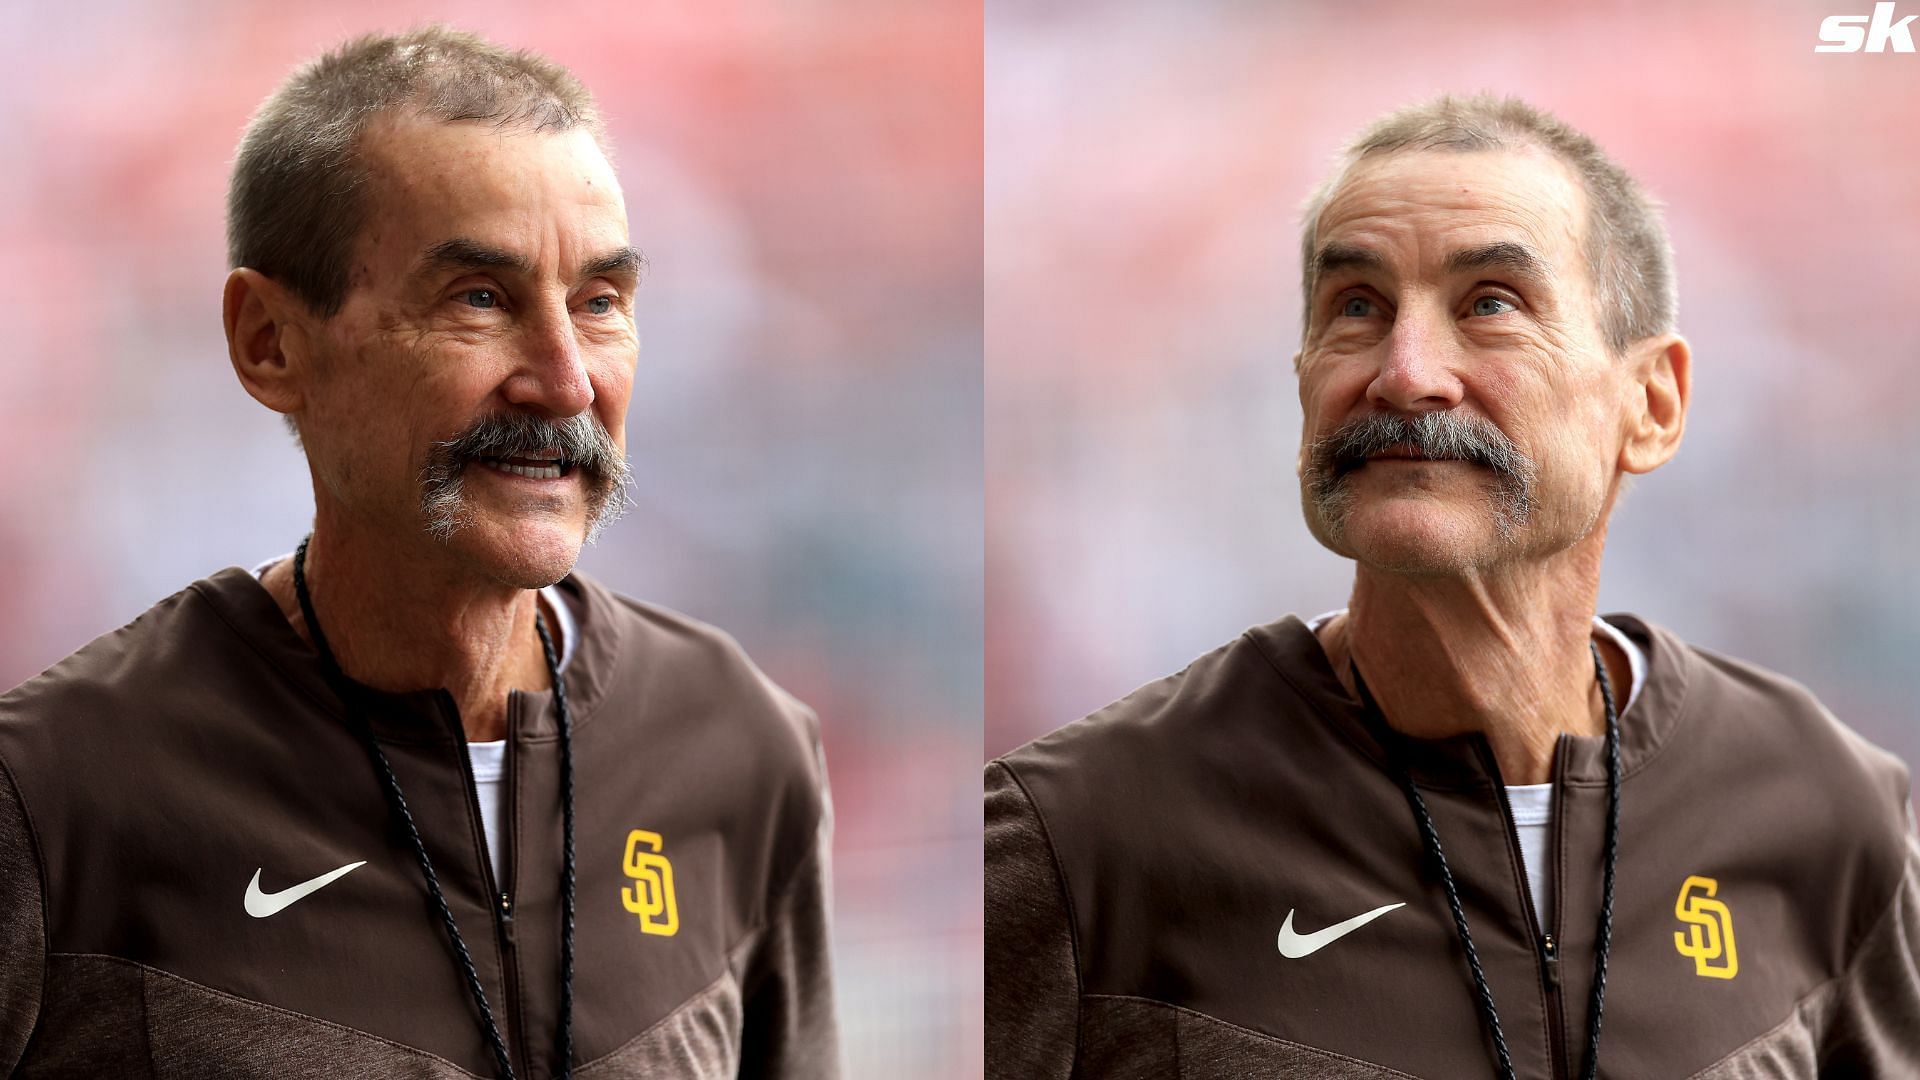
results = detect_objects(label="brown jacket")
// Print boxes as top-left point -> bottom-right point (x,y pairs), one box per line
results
0,567 -> 839,1078
986,614 -> 1920,1078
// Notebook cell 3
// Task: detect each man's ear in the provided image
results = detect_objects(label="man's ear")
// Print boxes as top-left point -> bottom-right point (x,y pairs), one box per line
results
223,269 -> 314,421
1620,333 -> 1690,475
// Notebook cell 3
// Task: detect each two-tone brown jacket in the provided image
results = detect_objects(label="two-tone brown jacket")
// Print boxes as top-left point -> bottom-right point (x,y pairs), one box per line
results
987,614 -> 1920,1077
0,566 -> 838,1078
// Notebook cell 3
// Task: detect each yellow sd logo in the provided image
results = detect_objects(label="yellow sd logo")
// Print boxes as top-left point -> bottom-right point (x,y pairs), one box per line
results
1674,875 -> 1737,979
621,829 -> 679,937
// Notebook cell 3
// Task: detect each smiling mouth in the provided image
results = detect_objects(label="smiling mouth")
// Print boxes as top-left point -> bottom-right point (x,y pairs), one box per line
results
477,454 -> 574,480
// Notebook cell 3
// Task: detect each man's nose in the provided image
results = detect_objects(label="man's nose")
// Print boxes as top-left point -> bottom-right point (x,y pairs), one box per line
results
502,305 -> 596,418
1366,304 -> 1464,413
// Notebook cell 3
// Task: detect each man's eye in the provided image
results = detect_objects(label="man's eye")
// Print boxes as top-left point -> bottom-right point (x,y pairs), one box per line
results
1340,296 -> 1373,318
586,296 -> 613,315
459,289 -> 499,309
1471,295 -> 1515,317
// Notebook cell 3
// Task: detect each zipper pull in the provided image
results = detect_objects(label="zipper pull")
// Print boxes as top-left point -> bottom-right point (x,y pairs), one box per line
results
498,891 -> 516,945
1542,933 -> 1560,988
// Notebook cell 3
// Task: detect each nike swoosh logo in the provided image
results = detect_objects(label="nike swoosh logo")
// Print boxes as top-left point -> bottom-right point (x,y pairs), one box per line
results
244,861 -> 367,918
1277,902 -> 1405,958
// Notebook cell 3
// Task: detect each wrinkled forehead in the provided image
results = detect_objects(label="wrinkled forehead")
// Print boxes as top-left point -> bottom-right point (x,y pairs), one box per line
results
1311,147 -> 1589,278
352,111 -> 628,275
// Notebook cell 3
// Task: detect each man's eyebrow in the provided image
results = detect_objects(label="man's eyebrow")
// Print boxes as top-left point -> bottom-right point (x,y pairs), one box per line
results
1310,242 -> 1385,284
1444,241 -> 1552,287
419,238 -> 534,277
417,240 -> 647,284
579,246 -> 645,281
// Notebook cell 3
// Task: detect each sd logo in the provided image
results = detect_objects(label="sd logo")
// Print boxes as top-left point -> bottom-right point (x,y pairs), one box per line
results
622,829 -> 680,937
1673,875 -> 1737,979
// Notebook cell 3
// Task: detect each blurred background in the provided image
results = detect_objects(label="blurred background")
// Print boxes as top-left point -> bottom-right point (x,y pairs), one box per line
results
0,2 -> 980,1076
986,0 -> 1920,793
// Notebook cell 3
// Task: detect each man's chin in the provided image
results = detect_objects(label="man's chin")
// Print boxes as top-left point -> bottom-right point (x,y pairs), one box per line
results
1316,501 -> 1513,576
439,516 -> 587,590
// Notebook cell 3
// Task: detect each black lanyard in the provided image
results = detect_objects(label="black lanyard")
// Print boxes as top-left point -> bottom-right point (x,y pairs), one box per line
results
1351,640 -> 1620,1080
292,535 -> 577,1079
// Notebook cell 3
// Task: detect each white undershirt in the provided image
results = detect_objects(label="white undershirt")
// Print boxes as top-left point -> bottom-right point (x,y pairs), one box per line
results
1307,609 -> 1647,930
251,556 -> 579,879
467,589 -> 576,879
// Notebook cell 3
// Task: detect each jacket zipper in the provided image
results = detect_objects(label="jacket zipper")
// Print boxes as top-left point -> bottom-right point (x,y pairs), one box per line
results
501,691 -> 526,1075
449,695 -> 530,1078
1478,736 -> 1569,1080
1544,736 -> 1573,1078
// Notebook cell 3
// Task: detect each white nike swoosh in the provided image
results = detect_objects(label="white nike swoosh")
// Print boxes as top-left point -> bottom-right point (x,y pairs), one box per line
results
1276,902 -> 1405,958
244,861 -> 367,918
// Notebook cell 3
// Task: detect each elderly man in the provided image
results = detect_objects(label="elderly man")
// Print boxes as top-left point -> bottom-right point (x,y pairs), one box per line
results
0,28 -> 837,1079
986,95 -> 1920,1078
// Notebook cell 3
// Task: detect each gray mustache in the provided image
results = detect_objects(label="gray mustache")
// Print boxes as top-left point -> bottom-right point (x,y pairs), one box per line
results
418,411 -> 633,544
432,411 -> 622,477
1308,410 -> 1530,486
1304,411 -> 1537,538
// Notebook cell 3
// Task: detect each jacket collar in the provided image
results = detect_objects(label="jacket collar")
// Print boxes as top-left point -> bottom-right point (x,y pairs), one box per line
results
192,565 -> 625,745
1248,612 -> 1691,790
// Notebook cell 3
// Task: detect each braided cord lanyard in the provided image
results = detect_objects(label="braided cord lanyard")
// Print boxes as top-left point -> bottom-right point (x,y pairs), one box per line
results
1352,640 -> 1620,1080
293,536 -> 578,1079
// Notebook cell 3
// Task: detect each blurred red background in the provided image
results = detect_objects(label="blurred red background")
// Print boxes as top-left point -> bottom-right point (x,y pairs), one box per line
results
0,2 -> 981,1076
986,0 -> 1920,803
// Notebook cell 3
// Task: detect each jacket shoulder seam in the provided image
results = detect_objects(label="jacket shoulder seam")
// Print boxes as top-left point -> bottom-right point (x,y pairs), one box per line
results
760,725 -> 832,929
727,798 -> 829,968
989,758 -> 1085,1068
0,750 -> 49,1065
1835,830 -> 1917,1004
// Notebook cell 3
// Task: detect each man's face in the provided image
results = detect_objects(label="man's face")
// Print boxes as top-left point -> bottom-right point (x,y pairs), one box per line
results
296,112 -> 640,589
1295,147 -> 1636,575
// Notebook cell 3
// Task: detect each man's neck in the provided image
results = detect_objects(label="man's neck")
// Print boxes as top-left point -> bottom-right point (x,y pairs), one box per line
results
1315,538 -> 1630,786
259,517 -> 553,743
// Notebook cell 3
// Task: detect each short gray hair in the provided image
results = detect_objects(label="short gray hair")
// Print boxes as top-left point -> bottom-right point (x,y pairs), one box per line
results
227,25 -> 605,320
1299,94 -> 1675,355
